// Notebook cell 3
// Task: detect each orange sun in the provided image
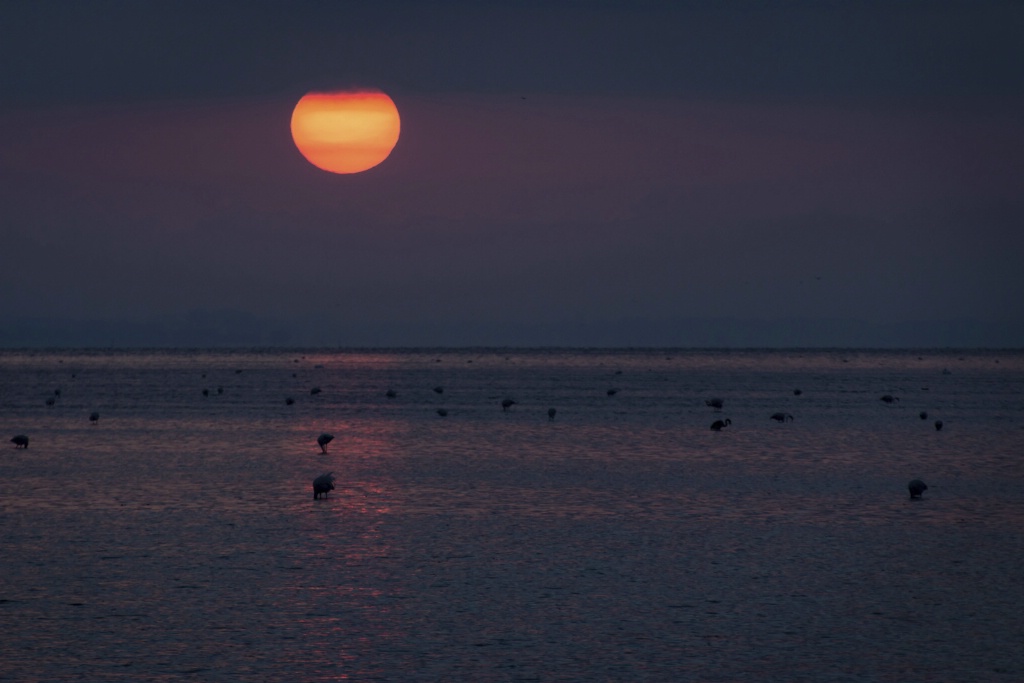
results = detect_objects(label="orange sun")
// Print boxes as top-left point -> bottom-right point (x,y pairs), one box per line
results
290,91 -> 401,174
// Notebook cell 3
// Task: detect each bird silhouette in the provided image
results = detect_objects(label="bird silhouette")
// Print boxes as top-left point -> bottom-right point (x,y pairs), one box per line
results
501,398 -> 517,411
313,472 -> 336,500
317,433 -> 334,453
710,418 -> 732,431
793,389 -> 803,396
706,398 -> 724,409
10,435 -> 29,449
89,412 -> 99,423
919,411 -> 928,420
934,420 -> 943,431
433,386 -> 444,394
385,389 -> 397,398
548,408 -> 557,421
285,397 -> 294,405
908,479 -> 928,499
880,394 -> 898,404
437,408 -> 448,417
770,412 -> 794,422
310,387 -> 322,395
607,388 -> 619,396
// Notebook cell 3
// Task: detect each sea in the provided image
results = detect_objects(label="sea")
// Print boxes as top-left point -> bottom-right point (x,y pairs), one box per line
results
1,348 -> 1022,682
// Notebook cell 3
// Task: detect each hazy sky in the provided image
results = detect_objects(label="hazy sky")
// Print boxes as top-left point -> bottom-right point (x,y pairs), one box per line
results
2,1 -> 1022,347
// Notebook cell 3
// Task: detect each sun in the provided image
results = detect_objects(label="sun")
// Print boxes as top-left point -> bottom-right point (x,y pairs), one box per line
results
290,91 -> 401,174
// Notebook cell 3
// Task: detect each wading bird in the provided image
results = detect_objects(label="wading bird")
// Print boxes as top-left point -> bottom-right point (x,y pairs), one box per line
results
935,420 -> 943,431
706,398 -> 724,409
770,412 -> 794,422
10,435 -> 29,448
919,411 -> 928,420
501,398 -> 517,411
317,433 -> 334,453
313,472 -> 336,500
385,389 -> 397,398
548,408 -> 557,421
89,412 -> 99,423
433,386 -> 444,394
437,408 -> 448,417
710,418 -> 732,431
880,394 -> 898,404
908,479 -> 928,499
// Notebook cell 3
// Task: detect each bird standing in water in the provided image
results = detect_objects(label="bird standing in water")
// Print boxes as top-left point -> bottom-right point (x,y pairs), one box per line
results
710,418 -> 732,431
908,479 -> 928,499
317,433 -> 334,453
313,472 -> 336,500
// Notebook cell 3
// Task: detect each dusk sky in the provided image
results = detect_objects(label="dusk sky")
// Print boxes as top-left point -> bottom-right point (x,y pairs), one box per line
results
2,1 -> 1022,347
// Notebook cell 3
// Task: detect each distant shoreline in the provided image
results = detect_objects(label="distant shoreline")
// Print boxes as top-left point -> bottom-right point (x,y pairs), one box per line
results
3,315 -> 1022,350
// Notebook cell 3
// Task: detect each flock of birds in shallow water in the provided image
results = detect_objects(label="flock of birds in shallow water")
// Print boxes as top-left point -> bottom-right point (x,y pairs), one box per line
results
302,383 -> 939,501
10,365 -> 951,504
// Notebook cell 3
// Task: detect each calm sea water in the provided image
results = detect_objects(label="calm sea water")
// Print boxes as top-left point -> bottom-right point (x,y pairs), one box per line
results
1,348 -> 1022,682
